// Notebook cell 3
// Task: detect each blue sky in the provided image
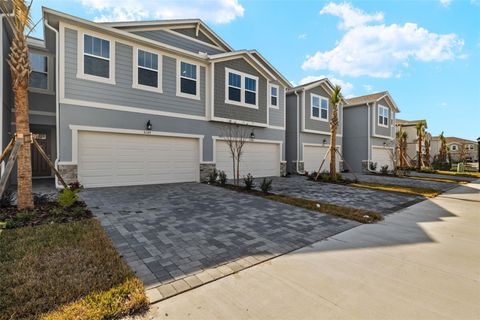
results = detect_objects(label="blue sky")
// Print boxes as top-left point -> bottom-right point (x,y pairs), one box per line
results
31,0 -> 480,140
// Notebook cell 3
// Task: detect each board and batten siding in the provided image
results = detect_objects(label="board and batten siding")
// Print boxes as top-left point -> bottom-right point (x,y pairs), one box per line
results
343,105 -> 368,172
268,82 -> 285,128
171,28 -> 218,47
63,28 -> 206,117
213,58 -> 268,124
304,85 -> 342,133
132,30 -> 223,55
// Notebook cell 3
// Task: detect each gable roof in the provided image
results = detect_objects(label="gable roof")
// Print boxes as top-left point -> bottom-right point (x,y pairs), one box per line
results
345,91 -> 400,112
396,119 -> 428,128
208,50 -> 291,88
445,137 -> 475,145
100,19 -> 233,52
287,78 -> 347,103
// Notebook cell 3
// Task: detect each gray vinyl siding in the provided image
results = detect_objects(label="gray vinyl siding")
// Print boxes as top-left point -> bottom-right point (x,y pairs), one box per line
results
268,83 -> 284,127
285,94 -> 298,173
304,85 -> 341,132
28,92 -> 56,113
373,98 -> 393,137
343,105 -> 368,172
371,137 -> 389,147
58,103 -> 285,163
132,30 -> 223,55
64,28 -> 206,117
2,23 -> 12,150
171,28 -> 218,47
213,58 -> 268,124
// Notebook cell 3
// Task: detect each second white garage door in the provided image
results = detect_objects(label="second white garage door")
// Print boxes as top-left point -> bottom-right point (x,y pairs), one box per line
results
303,145 -> 341,173
78,131 -> 199,188
371,147 -> 394,171
215,140 -> 280,178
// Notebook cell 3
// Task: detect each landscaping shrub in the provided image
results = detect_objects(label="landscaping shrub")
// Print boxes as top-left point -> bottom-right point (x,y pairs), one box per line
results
380,165 -> 389,175
243,173 -> 255,190
260,178 -> 273,193
218,170 -> 227,185
34,193 -> 51,205
308,170 -> 343,183
0,190 -> 14,208
58,188 -> 80,208
68,181 -> 83,192
369,162 -> 378,171
208,169 -> 218,184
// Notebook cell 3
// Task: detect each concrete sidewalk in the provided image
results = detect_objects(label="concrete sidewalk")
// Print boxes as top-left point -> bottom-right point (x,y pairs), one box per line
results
141,180 -> 480,320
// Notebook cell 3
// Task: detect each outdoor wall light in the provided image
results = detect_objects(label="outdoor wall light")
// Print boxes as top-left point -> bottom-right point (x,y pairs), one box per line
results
250,130 -> 255,140
145,120 -> 152,132
322,138 -> 327,145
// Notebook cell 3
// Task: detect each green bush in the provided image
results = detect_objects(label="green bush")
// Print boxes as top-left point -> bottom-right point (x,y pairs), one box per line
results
369,162 -> 378,171
208,169 -> 218,184
260,178 -> 273,193
380,165 -> 389,175
218,170 -> 227,185
243,173 -> 255,190
58,188 -> 79,208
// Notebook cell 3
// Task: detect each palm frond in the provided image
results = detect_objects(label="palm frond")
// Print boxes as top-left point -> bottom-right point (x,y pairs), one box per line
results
0,0 -> 32,34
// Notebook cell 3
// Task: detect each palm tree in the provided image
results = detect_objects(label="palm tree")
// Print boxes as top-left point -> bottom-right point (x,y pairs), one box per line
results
329,85 -> 342,181
1,0 -> 34,209
415,120 -> 427,170
439,131 -> 448,163
424,137 -> 431,167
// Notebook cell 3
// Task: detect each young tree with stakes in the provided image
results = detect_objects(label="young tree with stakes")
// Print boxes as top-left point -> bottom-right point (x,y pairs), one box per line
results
415,120 -> 427,170
328,85 -> 342,181
220,121 -> 252,185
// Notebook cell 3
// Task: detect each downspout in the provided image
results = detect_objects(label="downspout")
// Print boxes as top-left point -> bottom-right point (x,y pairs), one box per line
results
294,89 -> 305,174
44,19 -> 60,188
366,102 -> 376,173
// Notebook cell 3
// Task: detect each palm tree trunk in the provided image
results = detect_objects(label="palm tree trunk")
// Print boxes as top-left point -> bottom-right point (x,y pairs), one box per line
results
330,128 -> 336,179
10,34 -> 33,209
417,136 -> 422,170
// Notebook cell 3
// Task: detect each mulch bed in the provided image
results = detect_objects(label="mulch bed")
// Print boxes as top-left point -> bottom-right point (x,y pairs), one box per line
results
0,201 -> 92,229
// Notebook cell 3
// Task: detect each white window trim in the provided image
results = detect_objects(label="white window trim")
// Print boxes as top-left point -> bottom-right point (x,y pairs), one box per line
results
29,53 -> 52,94
77,30 -> 115,85
132,47 -> 163,93
451,145 -> 457,151
310,93 -> 329,122
224,67 -> 259,109
378,105 -> 389,128
269,84 -> 279,109
176,59 -> 201,100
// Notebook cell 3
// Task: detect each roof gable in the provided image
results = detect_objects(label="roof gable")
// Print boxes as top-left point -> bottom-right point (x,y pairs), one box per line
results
346,91 -> 400,112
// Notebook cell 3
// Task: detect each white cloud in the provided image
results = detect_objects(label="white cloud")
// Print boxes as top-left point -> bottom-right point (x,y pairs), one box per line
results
298,33 -> 308,40
363,84 -> 373,92
302,2 -> 464,78
439,0 -> 452,7
299,75 -> 354,96
319,2 -> 383,29
80,0 -> 244,24
440,101 -> 448,107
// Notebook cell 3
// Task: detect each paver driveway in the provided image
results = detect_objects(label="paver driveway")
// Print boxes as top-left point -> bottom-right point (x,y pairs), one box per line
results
262,176 -> 423,214
81,183 -> 358,299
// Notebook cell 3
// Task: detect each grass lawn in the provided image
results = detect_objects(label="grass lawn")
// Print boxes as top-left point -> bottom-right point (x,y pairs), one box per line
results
217,183 -> 382,223
434,170 -> 480,179
350,182 -> 442,198
405,175 -> 469,184
0,218 -> 148,320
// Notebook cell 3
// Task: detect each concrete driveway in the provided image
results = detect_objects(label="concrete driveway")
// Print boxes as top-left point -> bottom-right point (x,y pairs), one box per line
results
81,183 -> 358,301
145,180 -> 480,320
260,176 -> 423,214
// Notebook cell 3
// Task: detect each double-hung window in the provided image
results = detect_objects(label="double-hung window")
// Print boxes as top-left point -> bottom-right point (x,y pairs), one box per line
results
225,68 -> 258,108
29,53 -> 48,90
270,84 -> 279,108
134,48 -> 161,91
83,34 -> 111,80
177,61 -> 198,98
311,94 -> 328,121
378,105 -> 389,127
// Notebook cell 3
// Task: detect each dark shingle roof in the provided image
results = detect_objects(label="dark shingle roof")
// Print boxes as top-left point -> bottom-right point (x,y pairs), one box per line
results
345,91 -> 388,106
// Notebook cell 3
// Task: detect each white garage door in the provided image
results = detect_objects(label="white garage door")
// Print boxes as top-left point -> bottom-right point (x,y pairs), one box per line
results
215,141 -> 280,178
78,131 -> 199,188
303,145 -> 341,173
371,147 -> 394,171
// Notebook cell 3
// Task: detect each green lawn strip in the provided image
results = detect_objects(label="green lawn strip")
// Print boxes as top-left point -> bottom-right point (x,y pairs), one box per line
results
0,219 -> 148,320
404,175 -> 469,184
349,182 -> 442,198
217,183 -> 382,224
434,170 -> 480,179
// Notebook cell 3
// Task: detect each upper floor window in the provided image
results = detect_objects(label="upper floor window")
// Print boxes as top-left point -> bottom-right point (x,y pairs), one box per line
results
177,61 -> 199,99
29,53 -> 48,90
311,94 -> 328,121
450,145 -> 457,151
270,84 -> 279,108
378,105 -> 389,127
133,48 -> 162,92
225,68 -> 258,108
83,34 -> 110,79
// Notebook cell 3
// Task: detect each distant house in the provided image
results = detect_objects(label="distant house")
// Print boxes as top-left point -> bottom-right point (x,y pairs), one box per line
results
395,119 -> 429,165
343,92 -> 399,172
445,137 -> 478,162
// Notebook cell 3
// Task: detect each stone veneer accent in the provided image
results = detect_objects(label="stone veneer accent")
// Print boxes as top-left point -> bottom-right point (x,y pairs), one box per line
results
199,163 -> 216,182
290,161 -> 305,174
280,162 -> 287,177
58,164 -> 78,184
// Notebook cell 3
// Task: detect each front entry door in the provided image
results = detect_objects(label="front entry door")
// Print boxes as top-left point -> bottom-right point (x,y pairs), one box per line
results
32,131 -> 51,177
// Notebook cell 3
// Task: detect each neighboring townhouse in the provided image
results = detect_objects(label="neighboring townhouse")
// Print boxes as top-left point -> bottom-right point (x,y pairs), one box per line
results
445,137 -> 478,162
1,7 -> 291,188
285,79 -> 344,174
343,92 -> 399,172
395,119 -> 429,165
